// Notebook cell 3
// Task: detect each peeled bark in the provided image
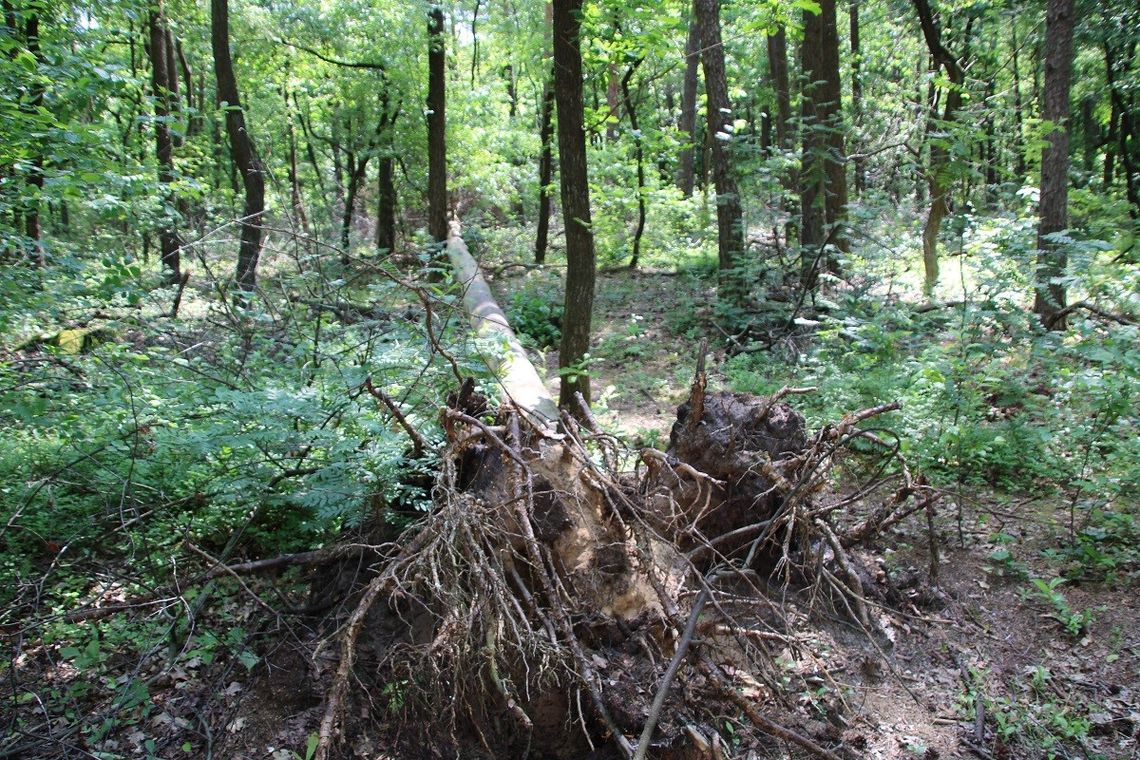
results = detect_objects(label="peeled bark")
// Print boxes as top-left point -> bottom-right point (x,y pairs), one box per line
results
553,0 -> 596,409
446,222 -> 560,427
1033,0 -> 1075,329
211,0 -> 265,293
695,0 -> 746,305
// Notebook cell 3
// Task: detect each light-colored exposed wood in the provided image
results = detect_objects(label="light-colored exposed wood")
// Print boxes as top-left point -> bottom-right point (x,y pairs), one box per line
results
446,220 -> 560,429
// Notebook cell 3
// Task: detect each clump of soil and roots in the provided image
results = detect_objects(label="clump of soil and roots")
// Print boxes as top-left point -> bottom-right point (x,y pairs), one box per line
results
309,363 -> 939,760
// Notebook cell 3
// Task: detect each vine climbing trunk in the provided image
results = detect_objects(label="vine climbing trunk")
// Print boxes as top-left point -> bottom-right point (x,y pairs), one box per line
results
211,0 -> 265,294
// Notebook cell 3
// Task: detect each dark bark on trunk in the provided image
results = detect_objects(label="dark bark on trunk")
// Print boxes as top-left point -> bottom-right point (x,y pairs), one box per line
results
820,0 -> 847,255
284,89 -> 310,236
163,28 -> 182,148
427,7 -> 448,243
695,0 -> 746,305
376,156 -> 396,254
801,10 -> 826,262
553,0 -> 596,408
1034,0 -> 1075,330
850,0 -> 865,196
211,0 -> 265,294
503,64 -> 517,118
23,10 -> 43,262
1104,38 -> 1139,216
620,60 -> 647,270
676,7 -> 701,196
767,27 -> 791,150
1011,22 -> 1027,180
535,77 -> 555,263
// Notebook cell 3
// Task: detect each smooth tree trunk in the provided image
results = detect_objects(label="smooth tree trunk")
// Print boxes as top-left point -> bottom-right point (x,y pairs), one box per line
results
211,0 -> 265,293
149,0 -> 183,282
427,7 -> 448,243
695,0 -> 747,306
676,7 -> 701,196
1033,0 -> 1075,329
553,0 -> 597,409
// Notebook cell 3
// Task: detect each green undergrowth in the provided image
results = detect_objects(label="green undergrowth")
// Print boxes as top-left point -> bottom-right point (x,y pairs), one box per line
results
724,227 -> 1139,584
0,246 -> 497,755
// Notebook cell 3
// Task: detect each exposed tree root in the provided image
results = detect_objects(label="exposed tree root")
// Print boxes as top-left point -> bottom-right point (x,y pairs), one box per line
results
307,377 -> 939,759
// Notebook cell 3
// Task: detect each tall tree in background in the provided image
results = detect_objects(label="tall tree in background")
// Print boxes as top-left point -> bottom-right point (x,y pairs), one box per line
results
912,0 -> 967,298
800,0 -> 846,289
675,6 -> 701,197
695,0 -> 746,305
1034,0 -> 1075,329
553,0 -> 596,408
427,7 -> 448,244
849,0 -> 866,196
211,0 -> 265,293
535,3 -> 555,264
148,0 -> 183,282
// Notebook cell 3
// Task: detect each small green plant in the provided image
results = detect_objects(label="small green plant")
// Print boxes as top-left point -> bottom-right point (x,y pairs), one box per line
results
1023,577 -> 1095,638
507,290 -> 562,348
984,532 -> 1028,578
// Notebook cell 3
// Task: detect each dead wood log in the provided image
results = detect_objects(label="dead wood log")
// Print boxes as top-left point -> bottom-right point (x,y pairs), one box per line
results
446,220 -> 560,428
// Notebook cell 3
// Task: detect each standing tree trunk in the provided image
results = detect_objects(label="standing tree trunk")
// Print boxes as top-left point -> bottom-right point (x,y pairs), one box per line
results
23,8 -> 44,263
1011,21 -> 1027,181
376,154 -> 396,254
676,6 -> 701,197
800,0 -> 847,291
1033,0 -> 1075,329
620,59 -> 647,269
553,0 -> 597,409
149,0 -> 183,282
211,0 -> 265,293
427,7 -> 448,244
284,88 -> 311,236
912,0 -> 966,298
850,0 -> 866,196
695,0 -> 746,306
535,77 -> 555,263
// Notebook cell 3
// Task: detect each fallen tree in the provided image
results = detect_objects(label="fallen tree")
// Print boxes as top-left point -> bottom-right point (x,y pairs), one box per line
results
312,224 -> 940,760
